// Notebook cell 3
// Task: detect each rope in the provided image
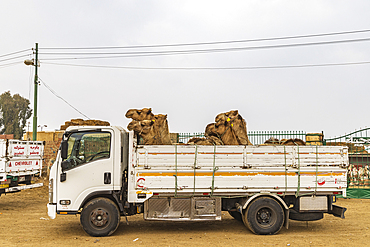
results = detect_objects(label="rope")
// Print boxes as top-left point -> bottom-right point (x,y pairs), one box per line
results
213,123 -> 225,145
295,144 -> 301,197
315,145 -> 319,194
284,146 -> 287,197
193,145 -> 198,196
211,144 -> 219,196
173,145 -> 178,197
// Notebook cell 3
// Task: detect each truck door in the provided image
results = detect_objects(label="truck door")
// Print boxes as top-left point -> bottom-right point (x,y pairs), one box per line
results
56,130 -> 114,212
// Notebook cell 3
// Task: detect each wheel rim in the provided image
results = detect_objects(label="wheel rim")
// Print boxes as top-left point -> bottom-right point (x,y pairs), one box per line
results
256,207 -> 276,227
90,208 -> 110,228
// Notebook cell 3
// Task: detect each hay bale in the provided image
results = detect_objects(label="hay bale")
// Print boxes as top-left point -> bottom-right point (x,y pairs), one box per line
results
60,119 -> 110,130
71,119 -> 84,125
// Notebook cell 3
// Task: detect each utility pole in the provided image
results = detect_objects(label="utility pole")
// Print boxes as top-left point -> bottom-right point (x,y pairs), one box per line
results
24,43 -> 39,141
32,43 -> 38,141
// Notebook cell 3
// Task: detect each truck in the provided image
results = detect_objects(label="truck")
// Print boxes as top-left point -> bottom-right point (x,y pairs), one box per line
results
0,139 -> 44,196
47,126 -> 348,236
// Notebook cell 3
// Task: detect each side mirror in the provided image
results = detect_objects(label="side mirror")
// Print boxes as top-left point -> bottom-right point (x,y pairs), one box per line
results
61,141 -> 68,160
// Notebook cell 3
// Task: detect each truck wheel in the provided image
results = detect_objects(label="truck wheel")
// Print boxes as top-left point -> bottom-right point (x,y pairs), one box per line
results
80,197 -> 120,237
228,211 -> 243,222
244,197 -> 284,235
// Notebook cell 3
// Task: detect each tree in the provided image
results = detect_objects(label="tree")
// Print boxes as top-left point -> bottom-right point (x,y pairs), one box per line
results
0,91 -> 32,139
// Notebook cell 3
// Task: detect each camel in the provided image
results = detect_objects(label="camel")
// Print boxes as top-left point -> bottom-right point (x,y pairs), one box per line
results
125,108 -> 154,121
143,114 -> 172,145
281,138 -> 306,145
230,114 -> 252,145
126,109 -> 172,145
262,137 -> 305,146
127,120 -> 153,135
188,136 -> 224,145
188,137 -> 214,145
205,118 -> 239,145
263,137 -> 281,145
203,110 -> 252,145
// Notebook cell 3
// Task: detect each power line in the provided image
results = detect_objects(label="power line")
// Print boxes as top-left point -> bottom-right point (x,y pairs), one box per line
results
39,29 -> 370,50
39,37 -> 370,61
38,77 -> 90,119
0,54 -> 33,63
0,61 -> 23,69
0,48 -> 31,58
28,64 -> 34,101
42,60 -> 370,70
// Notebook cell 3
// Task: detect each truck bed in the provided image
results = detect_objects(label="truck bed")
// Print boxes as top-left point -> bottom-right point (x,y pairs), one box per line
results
128,144 -> 348,202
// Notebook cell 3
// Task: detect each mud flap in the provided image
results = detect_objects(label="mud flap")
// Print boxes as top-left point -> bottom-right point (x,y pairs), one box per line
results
47,203 -> 57,219
284,208 -> 289,229
329,205 -> 347,219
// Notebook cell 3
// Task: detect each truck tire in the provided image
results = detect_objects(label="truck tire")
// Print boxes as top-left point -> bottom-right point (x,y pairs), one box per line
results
228,211 -> 243,222
244,197 -> 284,235
80,197 -> 120,237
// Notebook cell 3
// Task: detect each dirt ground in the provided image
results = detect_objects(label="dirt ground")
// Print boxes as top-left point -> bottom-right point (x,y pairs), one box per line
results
0,178 -> 369,247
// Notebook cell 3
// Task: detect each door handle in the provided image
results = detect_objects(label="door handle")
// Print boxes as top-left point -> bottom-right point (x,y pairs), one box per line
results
104,172 -> 111,184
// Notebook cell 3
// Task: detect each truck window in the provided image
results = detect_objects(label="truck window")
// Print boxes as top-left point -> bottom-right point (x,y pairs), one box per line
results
65,132 -> 111,169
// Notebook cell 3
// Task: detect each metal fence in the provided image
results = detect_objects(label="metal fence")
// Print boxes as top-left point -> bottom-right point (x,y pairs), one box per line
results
177,132 -> 204,144
248,130 -> 306,145
324,127 -> 370,198
178,130 -> 306,145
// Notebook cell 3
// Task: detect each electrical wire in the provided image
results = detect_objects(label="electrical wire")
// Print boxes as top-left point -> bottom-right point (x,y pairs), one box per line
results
0,48 -> 31,58
0,61 -> 23,69
42,60 -> 370,70
38,77 -> 90,119
28,64 -> 34,100
0,54 -> 33,63
39,29 -> 370,50
38,37 -> 370,60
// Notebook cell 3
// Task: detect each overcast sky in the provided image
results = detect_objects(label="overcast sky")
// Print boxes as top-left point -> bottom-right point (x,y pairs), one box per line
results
1,1 -> 370,139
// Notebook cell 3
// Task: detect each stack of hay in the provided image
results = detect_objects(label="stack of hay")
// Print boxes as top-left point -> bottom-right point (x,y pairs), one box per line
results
125,108 -> 172,145
262,137 -> 305,146
60,119 -> 110,130
188,110 -> 252,145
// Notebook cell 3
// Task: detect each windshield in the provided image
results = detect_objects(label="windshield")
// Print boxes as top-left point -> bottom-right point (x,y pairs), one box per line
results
65,131 -> 111,169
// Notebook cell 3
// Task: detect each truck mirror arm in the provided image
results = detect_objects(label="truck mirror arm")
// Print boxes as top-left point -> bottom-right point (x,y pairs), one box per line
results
61,141 -> 68,160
